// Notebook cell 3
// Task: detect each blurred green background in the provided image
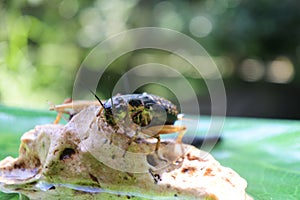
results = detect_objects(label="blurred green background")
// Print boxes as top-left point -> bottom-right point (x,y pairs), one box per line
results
1,0 -> 300,118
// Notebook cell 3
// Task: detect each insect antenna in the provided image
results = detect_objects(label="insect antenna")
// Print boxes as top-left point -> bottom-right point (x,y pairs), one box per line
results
88,89 -> 105,108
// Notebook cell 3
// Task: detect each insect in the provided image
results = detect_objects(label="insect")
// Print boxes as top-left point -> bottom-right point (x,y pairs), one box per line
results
51,93 -> 187,154
92,92 -> 187,152
49,98 -> 100,124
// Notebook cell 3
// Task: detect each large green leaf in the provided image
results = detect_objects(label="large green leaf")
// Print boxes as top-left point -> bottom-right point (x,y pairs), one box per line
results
211,118 -> 300,200
0,105 -> 299,199
0,105 -> 57,200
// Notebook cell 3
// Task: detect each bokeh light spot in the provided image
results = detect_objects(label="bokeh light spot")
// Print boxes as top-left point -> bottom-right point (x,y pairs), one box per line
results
189,16 -> 212,38
59,0 -> 79,19
153,1 -> 183,31
267,56 -> 294,84
239,59 -> 265,82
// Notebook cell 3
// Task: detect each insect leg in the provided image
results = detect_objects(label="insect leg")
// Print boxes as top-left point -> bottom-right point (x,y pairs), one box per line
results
175,128 -> 187,143
122,129 -> 139,157
54,112 -> 63,124
144,125 -> 187,139
51,106 -> 72,124
49,101 -> 69,124
154,135 -> 161,152
144,125 -> 187,158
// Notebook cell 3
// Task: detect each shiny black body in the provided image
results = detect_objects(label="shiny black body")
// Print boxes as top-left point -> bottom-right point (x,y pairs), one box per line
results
102,93 -> 178,128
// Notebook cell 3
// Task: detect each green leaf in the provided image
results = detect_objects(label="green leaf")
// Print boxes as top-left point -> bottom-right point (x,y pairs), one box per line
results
0,105 -> 57,199
0,106 -> 299,199
211,118 -> 300,200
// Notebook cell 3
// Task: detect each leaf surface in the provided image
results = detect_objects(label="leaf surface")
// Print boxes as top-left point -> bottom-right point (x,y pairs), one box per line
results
0,106 -> 299,199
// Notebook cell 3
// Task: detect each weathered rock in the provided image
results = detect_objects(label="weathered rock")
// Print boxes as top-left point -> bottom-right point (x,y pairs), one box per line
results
0,106 -> 252,199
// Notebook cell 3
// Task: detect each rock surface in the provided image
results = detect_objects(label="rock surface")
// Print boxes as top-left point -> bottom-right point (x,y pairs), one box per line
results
0,106 -> 253,199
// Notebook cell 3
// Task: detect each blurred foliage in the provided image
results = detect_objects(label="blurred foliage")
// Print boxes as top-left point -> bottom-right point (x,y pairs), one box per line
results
0,0 -> 299,109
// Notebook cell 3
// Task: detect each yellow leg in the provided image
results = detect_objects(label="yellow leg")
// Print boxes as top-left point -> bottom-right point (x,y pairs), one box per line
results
51,98 -> 72,124
53,111 -> 72,124
142,125 -> 187,151
97,107 -> 104,117
123,124 -> 186,157
143,125 -> 186,139
54,112 -> 62,124
176,129 -> 187,143
154,135 -> 161,152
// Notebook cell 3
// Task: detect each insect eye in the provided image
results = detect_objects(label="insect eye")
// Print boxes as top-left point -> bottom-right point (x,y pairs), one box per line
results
142,95 -> 150,100
128,99 -> 142,107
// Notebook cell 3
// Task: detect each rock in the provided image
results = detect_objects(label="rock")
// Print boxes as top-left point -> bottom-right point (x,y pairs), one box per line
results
0,106 -> 252,199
